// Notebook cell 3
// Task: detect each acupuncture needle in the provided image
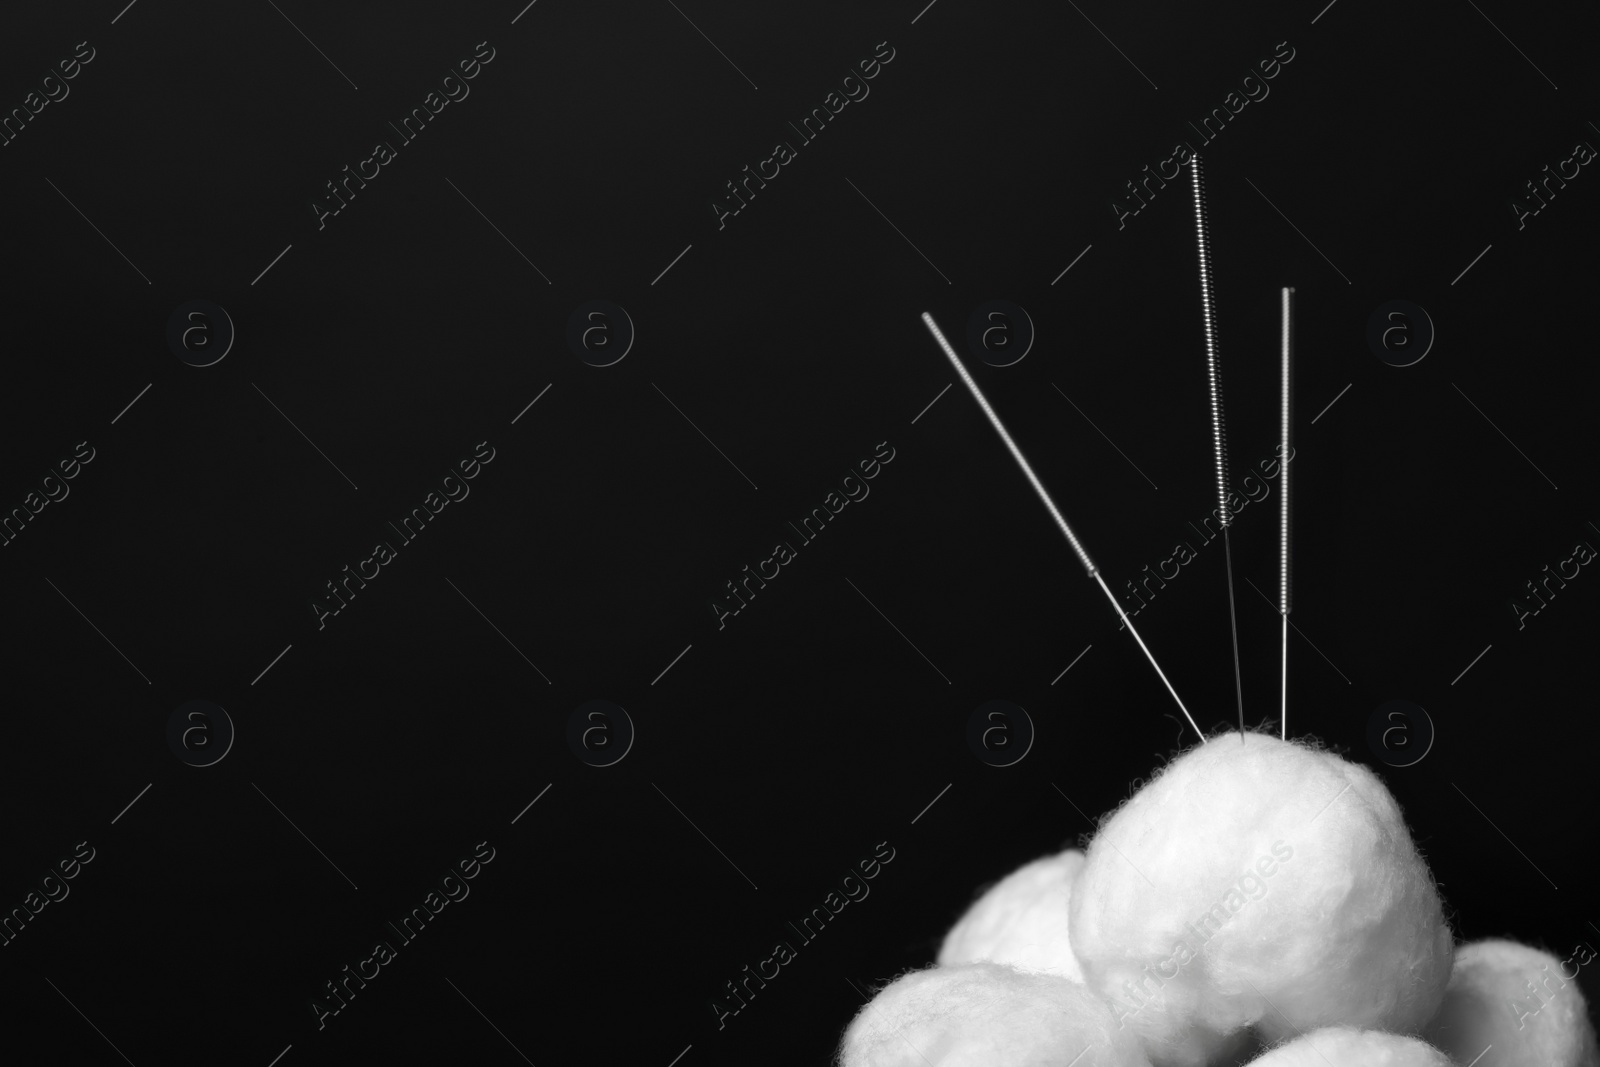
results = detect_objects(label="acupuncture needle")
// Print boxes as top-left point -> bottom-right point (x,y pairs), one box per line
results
1189,152 -> 1247,745
1279,285 -> 1294,740
920,311 -> 1207,746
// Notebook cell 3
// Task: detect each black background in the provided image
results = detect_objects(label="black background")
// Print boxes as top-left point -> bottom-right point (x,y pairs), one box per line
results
1,1 -> 1597,1065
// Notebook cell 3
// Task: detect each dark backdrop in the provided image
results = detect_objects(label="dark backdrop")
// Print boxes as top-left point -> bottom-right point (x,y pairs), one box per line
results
1,1 -> 1596,1065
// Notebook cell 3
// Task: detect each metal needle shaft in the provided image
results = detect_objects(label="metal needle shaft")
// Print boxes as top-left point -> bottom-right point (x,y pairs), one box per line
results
1223,526 -> 1246,744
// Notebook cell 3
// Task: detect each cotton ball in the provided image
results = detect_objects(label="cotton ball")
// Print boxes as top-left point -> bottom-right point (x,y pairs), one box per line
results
837,961 -> 1153,1067
1068,730 -> 1454,1067
1422,938 -> 1600,1067
937,848 -> 1085,981
1243,1026 -> 1454,1066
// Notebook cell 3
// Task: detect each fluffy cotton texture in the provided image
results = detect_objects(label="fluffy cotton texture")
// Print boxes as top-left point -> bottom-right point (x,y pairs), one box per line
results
1422,938 -> 1600,1067
937,848 -> 1086,982
1243,1026 -> 1454,1066
836,962 -> 1153,1067
1067,731 -> 1454,1067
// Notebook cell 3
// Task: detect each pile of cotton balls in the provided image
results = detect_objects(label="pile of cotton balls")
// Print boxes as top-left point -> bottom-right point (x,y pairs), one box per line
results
835,731 -> 1598,1067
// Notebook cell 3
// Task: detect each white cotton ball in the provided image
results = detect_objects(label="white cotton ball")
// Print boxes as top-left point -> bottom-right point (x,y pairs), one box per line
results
837,961 -> 1153,1067
1422,938 -> 1600,1067
1068,730 -> 1454,1067
937,848 -> 1086,981
1243,1026 -> 1454,1066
